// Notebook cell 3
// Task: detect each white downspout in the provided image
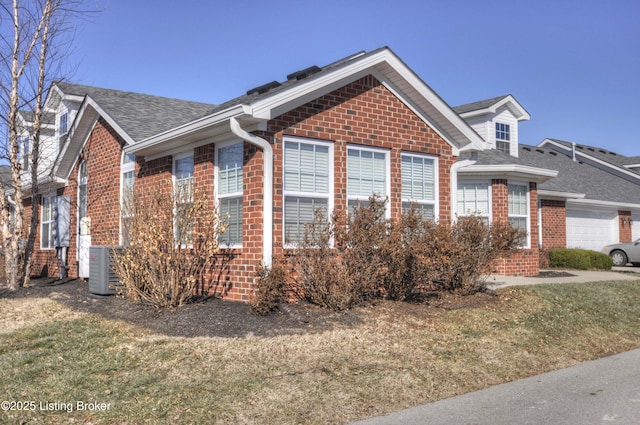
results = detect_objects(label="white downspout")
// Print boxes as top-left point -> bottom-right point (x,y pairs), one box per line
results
450,154 -> 477,220
229,117 -> 273,268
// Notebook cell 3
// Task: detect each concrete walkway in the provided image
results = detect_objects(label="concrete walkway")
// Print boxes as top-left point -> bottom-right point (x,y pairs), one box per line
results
487,265 -> 639,289
352,267 -> 640,425
352,349 -> 640,425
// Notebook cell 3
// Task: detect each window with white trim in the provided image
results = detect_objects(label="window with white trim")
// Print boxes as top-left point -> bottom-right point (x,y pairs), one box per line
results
41,193 -> 56,249
216,142 -> 243,247
495,122 -> 510,154
78,160 -> 88,221
457,181 -> 491,223
347,145 -> 389,215
173,152 -> 194,245
283,137 -> 332,244
508,182 -> 530,247
59,112 -> 68,136
120,154 -> 135,245
401,153 -> 437,220
58,112 -> 68,150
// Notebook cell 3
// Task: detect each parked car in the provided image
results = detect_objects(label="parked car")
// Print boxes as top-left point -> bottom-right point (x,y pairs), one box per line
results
601,239 -> 640,266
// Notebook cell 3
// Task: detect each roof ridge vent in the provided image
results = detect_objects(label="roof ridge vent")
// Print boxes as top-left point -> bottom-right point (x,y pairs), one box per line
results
246,81 -> 281,96
286,65 -> 321,81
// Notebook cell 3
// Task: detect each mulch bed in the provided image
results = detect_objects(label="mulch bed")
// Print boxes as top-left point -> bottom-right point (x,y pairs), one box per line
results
0,278 -> 499,339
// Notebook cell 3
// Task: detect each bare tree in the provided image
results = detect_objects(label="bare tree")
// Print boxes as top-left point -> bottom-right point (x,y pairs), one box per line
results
0,0 -> 89,290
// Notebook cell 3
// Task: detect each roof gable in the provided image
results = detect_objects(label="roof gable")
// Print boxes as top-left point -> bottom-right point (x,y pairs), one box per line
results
131,47 -> 486,157
56,82 -> 216,142
453,94 -> 530,121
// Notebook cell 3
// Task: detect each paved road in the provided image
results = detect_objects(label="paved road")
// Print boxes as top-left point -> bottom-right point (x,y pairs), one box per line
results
352,349 -> 640,425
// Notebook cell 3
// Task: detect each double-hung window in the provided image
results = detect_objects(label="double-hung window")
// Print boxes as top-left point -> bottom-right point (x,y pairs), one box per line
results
508,182 -> 529,247
283,137 -> 332,245
173,152 -> 194,246
41,193 -> 56,249
347,145 -> 389,215
58,112 -> 68,151
216,142 -> 243,247
495,122 -> 510,154
457,181 -> 491,223
120,154 -> 135,245
401,153 -> 437,220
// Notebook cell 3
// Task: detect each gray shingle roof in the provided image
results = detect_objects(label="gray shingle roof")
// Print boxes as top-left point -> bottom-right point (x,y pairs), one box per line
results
452,95 -> 510,114
19,110 -> 55,126
519,144 -> 640,204
197,49 -> 381,117
458,148 -> 540,167
543,139 -> 640,173
56,82 -> 217,142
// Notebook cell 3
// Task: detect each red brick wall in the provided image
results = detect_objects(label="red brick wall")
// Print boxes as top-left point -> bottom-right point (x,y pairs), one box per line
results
28,118 -> 127,278
540,199 -> 566,249
268,75 -> 456,227
619,210 -> 632,243
198,74 -> 455,299
492,181 -> 540,276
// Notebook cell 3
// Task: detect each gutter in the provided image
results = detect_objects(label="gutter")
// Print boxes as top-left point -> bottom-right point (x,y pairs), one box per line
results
229,117 -> 273,268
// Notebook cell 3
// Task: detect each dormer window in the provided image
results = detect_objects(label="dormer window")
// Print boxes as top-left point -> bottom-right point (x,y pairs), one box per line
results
59,112 -> 68,135
495,122 -> 510,153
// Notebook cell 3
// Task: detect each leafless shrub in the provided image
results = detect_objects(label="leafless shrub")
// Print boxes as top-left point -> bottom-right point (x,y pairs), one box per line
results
112,181 -> 228,308
288,197 -> 526,309
250,258 -> 291,316
290,196 -> 387,311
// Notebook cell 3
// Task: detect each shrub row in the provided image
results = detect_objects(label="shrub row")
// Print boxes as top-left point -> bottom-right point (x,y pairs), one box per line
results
548,248 -> 613,270
252,196 -> 525,313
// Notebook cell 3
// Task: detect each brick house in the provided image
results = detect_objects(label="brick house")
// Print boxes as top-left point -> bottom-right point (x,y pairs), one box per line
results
20,47 -> 562,300
520,140 -> 640,252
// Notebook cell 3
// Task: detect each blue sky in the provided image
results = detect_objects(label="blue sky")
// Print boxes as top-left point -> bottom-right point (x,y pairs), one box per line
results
69,0 -> 640,156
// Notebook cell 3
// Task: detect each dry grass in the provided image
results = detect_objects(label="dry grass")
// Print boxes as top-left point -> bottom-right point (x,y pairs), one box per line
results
1,280 -> 640,424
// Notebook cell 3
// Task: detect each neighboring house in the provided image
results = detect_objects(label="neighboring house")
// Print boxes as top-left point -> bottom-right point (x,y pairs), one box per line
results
520,140 -> 640,251
18,82 -> 215,279
21,47 -> 564,300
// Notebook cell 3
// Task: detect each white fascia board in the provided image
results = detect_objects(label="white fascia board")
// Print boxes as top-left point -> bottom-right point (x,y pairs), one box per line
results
567,198 -> 640,211
51,100 -> 96,179
52,95 -> 136,181
129,104 -> 251,154
251,49 -> 484,151
537,189 -> 586,200
373,70 -> 461,153
459,95 -> 530,121
460,164 -> 558,181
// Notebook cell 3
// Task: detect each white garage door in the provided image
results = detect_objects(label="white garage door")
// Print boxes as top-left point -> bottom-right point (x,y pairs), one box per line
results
632,212 -> 640,240
566,208 -> 617,251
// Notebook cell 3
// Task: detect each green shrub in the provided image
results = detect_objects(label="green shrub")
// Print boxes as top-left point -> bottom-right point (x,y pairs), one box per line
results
548,248 -> 612,270
588,250 -> 614,270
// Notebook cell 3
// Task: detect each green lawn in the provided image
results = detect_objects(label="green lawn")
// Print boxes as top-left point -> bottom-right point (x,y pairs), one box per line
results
2,280 -> 640,424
